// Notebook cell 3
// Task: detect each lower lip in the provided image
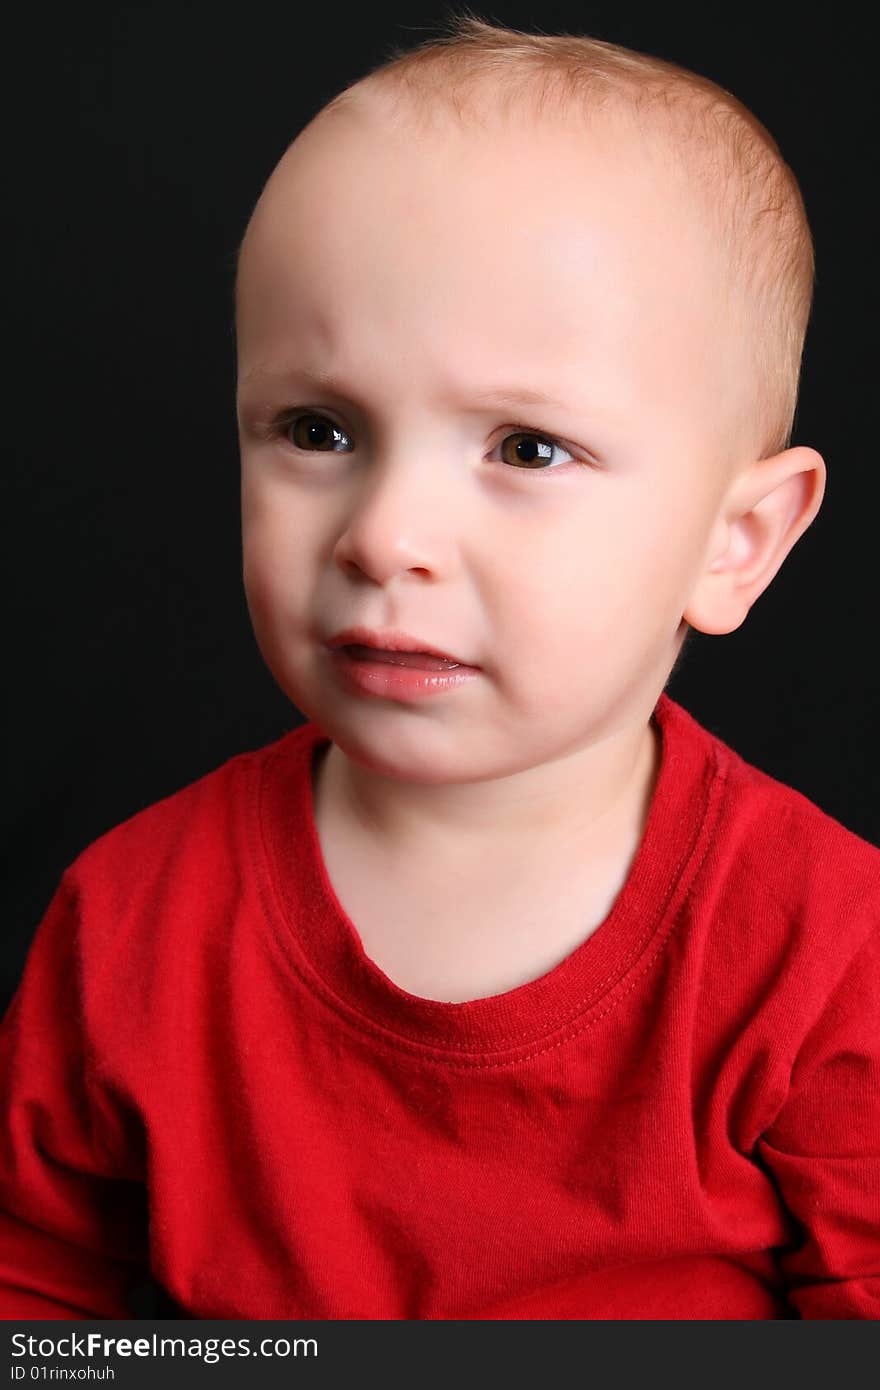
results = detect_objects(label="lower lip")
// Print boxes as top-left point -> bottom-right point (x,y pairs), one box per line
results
327,647 -> 481,701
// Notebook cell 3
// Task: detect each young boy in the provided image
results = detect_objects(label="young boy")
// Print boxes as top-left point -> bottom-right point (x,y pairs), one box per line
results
1,14 -> 878,1321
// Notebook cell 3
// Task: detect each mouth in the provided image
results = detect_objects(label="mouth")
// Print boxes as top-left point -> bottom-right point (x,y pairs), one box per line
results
338,644 -> 462,671
326,626 -> 475,670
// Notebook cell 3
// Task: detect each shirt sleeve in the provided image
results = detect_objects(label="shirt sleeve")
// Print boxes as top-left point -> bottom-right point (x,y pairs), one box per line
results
755,924 -> 880,1319
0,872 -> 150,1318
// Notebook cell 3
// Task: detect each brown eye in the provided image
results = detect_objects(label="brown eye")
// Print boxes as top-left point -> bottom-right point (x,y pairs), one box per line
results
497,431 -> 573,470
286,412 -> 352,452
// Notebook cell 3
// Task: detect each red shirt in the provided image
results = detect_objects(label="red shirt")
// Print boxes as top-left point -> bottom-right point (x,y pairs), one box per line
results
1,693 -> 878,1320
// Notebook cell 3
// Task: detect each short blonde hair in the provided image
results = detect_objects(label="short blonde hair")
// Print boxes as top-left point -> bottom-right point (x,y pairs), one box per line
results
317,8 -> 815,463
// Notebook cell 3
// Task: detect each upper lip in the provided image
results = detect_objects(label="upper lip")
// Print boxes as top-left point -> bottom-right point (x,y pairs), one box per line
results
326,626 -> 472,665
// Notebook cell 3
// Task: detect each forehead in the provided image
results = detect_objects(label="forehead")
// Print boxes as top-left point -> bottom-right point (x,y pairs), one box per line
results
236,103 -> 732,427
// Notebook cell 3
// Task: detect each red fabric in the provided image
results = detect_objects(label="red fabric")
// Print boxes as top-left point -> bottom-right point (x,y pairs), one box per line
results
1,693 -> 878,1320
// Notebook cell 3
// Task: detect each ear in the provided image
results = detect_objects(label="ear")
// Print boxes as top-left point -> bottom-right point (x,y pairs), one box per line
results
683,446 -> 826,636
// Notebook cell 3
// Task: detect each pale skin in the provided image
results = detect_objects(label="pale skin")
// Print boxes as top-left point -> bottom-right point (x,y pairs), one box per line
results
235,96 -> 826,1002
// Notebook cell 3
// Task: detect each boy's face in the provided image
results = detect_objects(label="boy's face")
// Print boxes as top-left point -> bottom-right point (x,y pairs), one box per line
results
235,102 -> 745,781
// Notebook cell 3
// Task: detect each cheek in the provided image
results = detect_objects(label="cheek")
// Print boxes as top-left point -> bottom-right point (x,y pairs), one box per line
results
489,514 -> 629,639
242,518 -> 278,597
242,483 -> 318,598
242,523 -> 305,637
241,548 -> 276,640
494,495 -> 691,666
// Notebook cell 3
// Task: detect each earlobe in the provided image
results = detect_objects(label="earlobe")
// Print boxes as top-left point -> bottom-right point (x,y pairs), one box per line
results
682,446 -> 826,636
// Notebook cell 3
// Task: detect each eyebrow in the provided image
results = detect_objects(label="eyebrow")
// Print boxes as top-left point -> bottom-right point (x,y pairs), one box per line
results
239,365 -> 571,413
467,386 -> 571,411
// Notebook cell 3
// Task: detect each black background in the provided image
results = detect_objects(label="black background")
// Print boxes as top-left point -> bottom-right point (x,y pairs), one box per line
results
3,2 -> 876,1012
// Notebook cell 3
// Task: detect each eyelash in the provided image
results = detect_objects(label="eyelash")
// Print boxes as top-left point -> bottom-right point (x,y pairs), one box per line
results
265,409 -> 587,475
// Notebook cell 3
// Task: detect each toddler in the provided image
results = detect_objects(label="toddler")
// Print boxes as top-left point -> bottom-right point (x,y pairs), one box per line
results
2,13 -> 878,1320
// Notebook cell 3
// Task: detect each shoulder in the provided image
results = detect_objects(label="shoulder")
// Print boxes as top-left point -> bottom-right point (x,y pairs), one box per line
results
714,716 -> 878,901
664,694 -> 879,962
58,722 -> 318,962
666,695 -> 879,889
661,699 -> 879,1109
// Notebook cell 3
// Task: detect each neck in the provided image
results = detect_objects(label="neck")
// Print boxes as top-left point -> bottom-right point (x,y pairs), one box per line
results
315,713 -> 662,873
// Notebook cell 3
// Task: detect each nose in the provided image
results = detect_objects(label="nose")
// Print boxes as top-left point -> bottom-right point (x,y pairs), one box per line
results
332,448 -> 458,586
